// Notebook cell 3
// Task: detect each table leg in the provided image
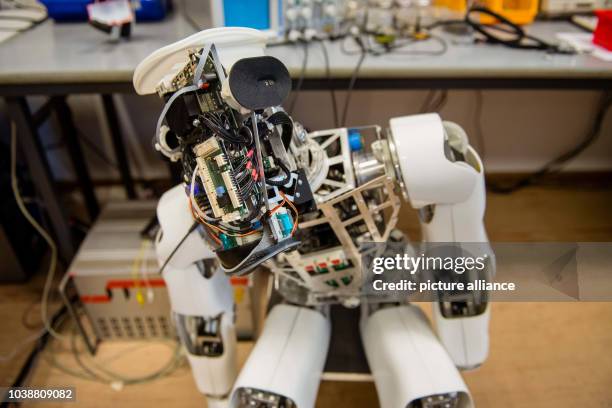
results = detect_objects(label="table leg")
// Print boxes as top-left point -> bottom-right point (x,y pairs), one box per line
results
53,96 -> 100,221
4,96 -> 75,262
101,94 -> 136,199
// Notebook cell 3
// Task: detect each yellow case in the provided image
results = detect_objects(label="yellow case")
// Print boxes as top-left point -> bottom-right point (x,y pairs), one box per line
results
434,0 -> 539,25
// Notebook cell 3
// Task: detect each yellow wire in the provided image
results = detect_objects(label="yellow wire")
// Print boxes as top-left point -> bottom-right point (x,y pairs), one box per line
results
131,240 -> 149,306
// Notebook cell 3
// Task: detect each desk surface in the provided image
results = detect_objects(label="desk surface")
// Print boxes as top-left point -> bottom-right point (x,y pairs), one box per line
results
0,13 -> 611,93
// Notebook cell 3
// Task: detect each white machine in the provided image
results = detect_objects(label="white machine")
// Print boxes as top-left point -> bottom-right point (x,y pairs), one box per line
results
540,0 -> 612,17
180,0 -> 345,42
133,27 -> 493,408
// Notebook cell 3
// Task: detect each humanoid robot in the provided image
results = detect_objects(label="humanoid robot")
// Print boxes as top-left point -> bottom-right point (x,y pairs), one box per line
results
133,27 -> 493,408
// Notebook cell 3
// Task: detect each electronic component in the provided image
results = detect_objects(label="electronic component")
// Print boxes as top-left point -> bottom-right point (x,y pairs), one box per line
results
236,387 -> 296,408
180,0 -> 346,41
194,137 -> 245,222
64,201 -> 174,342
270,207 -> 294,241
146,39 -> 310,275
408,393 -> 460,408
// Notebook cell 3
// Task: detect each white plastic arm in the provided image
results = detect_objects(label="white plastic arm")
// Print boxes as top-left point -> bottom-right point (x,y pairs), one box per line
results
155,185 -> 238,406
389,114 -> 493,369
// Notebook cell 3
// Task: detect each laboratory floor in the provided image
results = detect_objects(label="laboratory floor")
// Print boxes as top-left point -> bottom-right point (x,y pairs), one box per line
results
1,182 -> 611,407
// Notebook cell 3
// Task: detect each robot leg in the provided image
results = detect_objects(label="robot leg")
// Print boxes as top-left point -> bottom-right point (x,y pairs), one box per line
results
433,302 -> 490,370
230,304 -> 331,408
361,304 -> 474,408
165,264 -> 237,407
156,185 -> 238,406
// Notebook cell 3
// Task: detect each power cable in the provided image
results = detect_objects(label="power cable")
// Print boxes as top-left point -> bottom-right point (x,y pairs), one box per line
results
158,221 -> 199,275
487,91 -> 612,193
319,40 -> 339,128
341,36 -> 367,126
465,7 -> 576,54
10,121 -> 65,341
288,41 -> 310,115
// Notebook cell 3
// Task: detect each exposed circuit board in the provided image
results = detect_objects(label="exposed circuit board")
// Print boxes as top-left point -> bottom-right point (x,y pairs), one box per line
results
194,137 -> 247,223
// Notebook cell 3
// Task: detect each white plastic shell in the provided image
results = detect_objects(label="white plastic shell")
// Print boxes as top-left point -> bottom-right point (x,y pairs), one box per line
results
361,305 -> 474,408
389,113 -> 478,208
433,303 -> 491,369
155,184 -> 215,270
230,304 -> 331,408
133,27 -> 267,95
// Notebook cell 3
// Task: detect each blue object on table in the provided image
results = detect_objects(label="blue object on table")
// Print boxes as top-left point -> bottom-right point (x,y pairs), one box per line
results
40,0 -> 168,22
348,129 -> 363,151
223,0 -> 270,30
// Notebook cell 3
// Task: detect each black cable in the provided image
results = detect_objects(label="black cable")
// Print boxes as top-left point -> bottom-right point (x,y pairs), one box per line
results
319,40 -> 339,127
238,126 -> 254,146
420,90 -> 437,113
487,91 -> 612,194
201,114 -> 246,145
433,90 -> 448,111
266,160 -> 291,187
420,89 -> 449,113
341,36 -> 367,127
158,221 -> 199,275
288,41 -> 309,115
267,111 -> 294,149
465,7 -> 575,54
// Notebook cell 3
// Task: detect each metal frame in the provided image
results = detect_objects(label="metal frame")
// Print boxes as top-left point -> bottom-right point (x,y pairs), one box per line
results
270,175 -> 401,304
